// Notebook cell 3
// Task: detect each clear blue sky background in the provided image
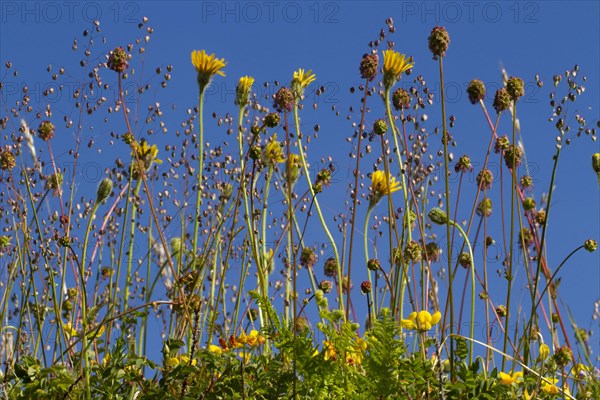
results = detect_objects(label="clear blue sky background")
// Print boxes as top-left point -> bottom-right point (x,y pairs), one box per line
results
1,1 -> 598,364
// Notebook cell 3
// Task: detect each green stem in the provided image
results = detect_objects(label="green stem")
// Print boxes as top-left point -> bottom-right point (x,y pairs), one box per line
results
449,221 -> 475,363
80,201 -> 100,400
293,101 -> 343,317
383,87 -> 411,319
192,86 -> 206,262
502,102 -> 518,370
437,55 -> 455,377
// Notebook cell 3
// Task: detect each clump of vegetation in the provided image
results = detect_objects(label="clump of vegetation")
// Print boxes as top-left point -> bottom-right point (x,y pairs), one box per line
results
0,16 -> 598,399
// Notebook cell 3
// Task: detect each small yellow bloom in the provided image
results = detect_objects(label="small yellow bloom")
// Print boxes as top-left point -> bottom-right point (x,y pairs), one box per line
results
292,68 -> 316,89
370,170 -> 401,206
401,310 -> 441,332
541,378 -> 559,395
382,50 -> 414,88
63,322 -> 78,337
166,357 -> 180,367
133,140 -> 163,173
498,371 -> 523,385
208,344 -> 222,355
180,355 -> 197,366
323,340 -> 336,361
263,136 -> 285,164
246,330 -> 259,347
235,75 -> 254,105
523,389 -> 533,400
238,351 -> 251,364
539,343 -> 550,360
355,337 -> 368,352
191,49 -> 226,89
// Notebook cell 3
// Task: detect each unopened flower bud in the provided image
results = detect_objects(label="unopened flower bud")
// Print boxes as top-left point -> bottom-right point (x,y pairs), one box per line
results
96,178 -> 113,203
428,208 -> 448,225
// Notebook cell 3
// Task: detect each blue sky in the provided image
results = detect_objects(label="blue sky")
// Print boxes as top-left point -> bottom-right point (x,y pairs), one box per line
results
1,1 -> 599,364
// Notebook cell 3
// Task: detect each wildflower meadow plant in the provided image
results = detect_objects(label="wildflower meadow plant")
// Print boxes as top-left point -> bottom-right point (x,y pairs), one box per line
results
0,13 -> 598,400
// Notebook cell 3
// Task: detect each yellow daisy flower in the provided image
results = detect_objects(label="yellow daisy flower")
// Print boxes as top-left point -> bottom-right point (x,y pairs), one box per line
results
263,136 -> 285,165
291,68 -> 316,98
292,68 -> 316,88
235,75 -> 254,106
382,49 -> 414,88
191,49 -> 226,89
370,170 -> 401,206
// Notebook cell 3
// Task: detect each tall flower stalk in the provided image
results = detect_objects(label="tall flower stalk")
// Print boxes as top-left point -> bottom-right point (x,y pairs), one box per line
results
190,49 -> 226,275
381,49 -> 414,319
290,69 -> 345,316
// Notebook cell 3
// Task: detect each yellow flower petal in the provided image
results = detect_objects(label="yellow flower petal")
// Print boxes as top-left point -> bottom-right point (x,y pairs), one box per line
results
208,344 -> 222,355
